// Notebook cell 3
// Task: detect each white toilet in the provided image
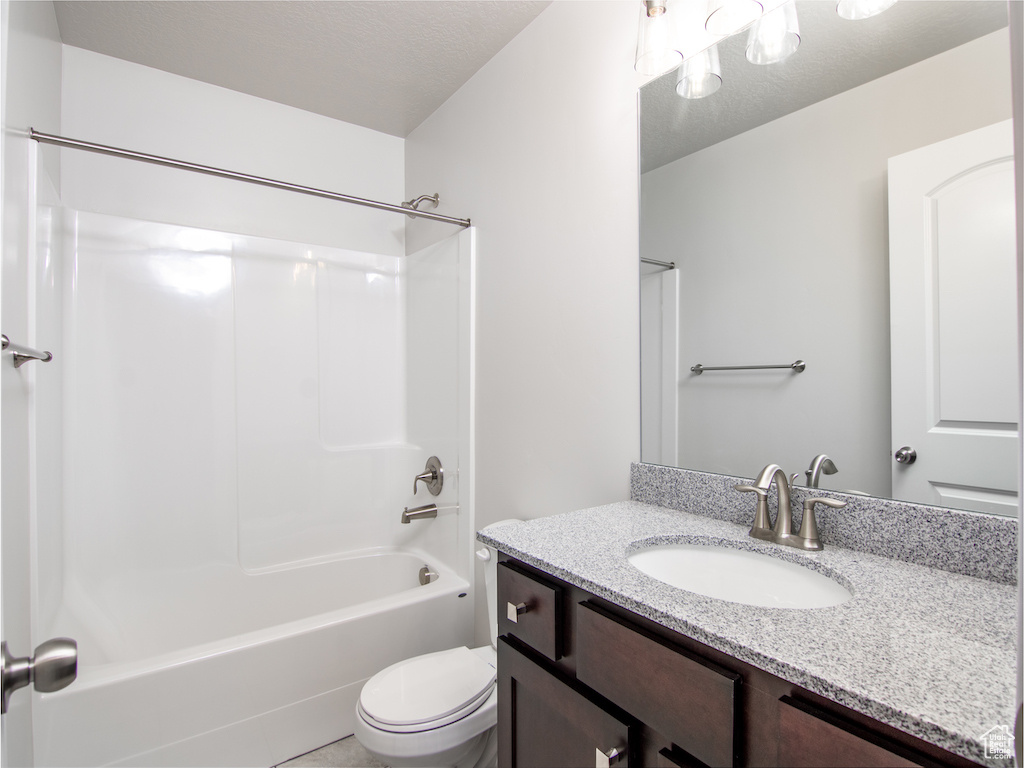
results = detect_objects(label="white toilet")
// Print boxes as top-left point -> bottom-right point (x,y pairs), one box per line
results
353,525 -> 513,768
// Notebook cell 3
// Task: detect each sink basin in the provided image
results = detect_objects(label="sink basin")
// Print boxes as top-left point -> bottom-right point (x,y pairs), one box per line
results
627,543 -> 852,609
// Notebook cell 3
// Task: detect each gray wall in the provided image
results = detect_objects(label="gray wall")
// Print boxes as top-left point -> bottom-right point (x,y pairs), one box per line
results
405,1 -> 645,645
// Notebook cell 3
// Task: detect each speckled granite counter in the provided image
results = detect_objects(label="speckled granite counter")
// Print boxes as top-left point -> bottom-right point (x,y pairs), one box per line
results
477,502 -> 1018,767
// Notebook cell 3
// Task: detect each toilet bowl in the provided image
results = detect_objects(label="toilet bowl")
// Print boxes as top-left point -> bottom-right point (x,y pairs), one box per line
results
353,521 -> 517,768
353,645 -> 497,768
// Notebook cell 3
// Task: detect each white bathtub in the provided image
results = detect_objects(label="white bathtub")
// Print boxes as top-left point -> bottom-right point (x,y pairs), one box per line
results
32,550 -> 473,767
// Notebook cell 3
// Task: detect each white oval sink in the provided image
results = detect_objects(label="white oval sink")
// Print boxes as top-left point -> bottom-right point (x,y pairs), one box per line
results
627,543 -> 852,609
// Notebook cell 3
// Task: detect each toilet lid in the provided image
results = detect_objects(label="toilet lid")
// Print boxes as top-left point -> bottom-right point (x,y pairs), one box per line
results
360,647 -> 497,727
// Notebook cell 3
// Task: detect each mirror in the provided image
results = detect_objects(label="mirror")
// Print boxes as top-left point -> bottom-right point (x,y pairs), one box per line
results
639,1 -> 1017,515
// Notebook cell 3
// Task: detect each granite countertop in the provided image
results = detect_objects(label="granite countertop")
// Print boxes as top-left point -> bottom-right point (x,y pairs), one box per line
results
477,502 -> 1018,768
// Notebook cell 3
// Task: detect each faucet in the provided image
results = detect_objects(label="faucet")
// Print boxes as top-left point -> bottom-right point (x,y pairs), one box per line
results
736,464 -> 846,550
804,454 -> 838,488
735,463 -> 791,542
401,503 -> 438,524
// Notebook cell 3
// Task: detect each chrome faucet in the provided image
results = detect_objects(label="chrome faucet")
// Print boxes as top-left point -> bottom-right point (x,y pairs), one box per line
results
736,463 -> 791,542
736,464 -> 847,550
804,454 -> 838,488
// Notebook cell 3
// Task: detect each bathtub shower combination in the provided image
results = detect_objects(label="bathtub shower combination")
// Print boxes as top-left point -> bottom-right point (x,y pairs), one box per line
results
21,141 -> 476,766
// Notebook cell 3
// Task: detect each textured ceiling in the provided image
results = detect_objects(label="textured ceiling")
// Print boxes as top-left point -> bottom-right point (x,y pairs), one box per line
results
53,1 -> 550,138
641,0 -> 1009,173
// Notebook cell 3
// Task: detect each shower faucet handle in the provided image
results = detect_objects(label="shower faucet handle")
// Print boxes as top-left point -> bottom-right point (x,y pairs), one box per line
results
413,456 -> 444,496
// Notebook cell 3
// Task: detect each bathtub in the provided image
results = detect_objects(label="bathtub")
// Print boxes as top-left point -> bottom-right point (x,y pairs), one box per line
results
32,549 -> 473,767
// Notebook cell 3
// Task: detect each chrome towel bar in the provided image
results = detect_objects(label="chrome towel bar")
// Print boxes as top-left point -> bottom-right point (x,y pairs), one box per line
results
2,335 -> 53,368
691,360 -> 805,375
641,257 -> 676,270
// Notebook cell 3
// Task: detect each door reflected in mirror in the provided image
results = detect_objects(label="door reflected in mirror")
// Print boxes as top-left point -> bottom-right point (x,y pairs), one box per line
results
639,0 -> 1017,515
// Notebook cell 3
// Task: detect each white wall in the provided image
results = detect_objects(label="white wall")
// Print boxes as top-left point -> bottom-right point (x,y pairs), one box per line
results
60,46 -> 406,255
1,1 -> 62,763
405,0 -> 644,644
641,30 -> 1012,498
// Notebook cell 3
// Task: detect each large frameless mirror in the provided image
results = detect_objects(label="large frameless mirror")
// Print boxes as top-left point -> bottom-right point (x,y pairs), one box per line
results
639,0 -> 1017,516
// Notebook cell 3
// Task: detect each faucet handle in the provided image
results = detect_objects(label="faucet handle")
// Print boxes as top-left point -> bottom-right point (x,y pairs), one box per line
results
798,497 -> 847,550
735,484 -> 772,537
413,456 -> 444,496
734,484 -> 767,496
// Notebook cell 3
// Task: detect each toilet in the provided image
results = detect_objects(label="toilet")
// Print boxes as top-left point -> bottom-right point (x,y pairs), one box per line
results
353,522 -> 515,768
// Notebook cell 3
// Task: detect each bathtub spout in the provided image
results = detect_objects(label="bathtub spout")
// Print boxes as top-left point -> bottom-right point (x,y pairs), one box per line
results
401,504 -> 438,524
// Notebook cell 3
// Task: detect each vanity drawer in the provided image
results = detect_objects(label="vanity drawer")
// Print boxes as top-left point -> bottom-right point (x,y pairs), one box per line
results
497,561 -> 563,661
777,697 -> 927,768
576,602 -> 740,768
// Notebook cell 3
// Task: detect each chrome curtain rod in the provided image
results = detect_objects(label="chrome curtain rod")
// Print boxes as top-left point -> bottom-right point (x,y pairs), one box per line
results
29,129 -> 471,229
641,257 -> 676,270
691,360 -> 805,375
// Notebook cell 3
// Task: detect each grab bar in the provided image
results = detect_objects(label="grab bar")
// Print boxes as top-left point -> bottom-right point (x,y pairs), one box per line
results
2,335 -> 53,368
691,360 -> 805,375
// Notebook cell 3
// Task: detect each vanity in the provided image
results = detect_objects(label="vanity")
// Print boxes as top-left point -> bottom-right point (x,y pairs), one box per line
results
477,465 -> 1018,768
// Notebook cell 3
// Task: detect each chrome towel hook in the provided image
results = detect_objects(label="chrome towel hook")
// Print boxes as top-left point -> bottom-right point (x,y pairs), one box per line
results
2,334 -> 53,368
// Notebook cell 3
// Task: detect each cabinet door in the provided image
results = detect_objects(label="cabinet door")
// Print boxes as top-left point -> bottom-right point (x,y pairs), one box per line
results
576,602 -> 739,767
778,697 -> 929,768
498,638 -> 632,768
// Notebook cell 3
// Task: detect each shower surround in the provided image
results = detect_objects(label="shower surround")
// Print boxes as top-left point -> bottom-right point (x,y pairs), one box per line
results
26,197 -> 476,765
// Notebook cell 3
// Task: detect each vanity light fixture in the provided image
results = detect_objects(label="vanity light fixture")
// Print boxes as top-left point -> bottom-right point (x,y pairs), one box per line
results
635,0 -> 684,75
836,0 -> 897,20
639,0 -> 896,99
705,0 -> 764,36
676,45 -> 723,99
746,1 -> 800,64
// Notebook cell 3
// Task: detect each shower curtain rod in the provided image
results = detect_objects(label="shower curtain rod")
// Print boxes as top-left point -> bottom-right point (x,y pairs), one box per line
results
29,128 -> 471,229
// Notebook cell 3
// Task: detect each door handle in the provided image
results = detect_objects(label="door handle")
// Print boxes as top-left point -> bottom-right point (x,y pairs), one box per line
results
894,446 -> 917,464
1,638 -> 78,714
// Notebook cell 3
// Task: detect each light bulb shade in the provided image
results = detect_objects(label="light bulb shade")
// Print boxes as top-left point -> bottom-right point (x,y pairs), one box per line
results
676,45 -> 722,99
635,1 -> 683,76
746,1 -> 800,64
836,0 -> 897,20
705,0 -> 763,36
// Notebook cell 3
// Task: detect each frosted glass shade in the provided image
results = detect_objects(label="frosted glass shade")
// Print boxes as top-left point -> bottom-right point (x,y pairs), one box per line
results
746,1 -> 800,64
675,46 -> 722,99
836,0 -> 897,20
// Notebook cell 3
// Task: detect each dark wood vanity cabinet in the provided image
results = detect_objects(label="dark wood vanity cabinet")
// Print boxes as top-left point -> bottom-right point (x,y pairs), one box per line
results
496,555 -> 983,768
498,639 -> 634,768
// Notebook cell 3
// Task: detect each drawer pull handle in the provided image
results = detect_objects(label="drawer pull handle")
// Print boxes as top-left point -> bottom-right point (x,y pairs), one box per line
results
506,601 -> 529,623
596,745 -> 625,768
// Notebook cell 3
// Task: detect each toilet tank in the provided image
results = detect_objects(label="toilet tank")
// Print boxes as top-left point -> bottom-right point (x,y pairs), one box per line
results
477,519 -> 521,649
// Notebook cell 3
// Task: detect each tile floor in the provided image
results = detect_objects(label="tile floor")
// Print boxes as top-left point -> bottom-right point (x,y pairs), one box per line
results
277,736 -> 387,768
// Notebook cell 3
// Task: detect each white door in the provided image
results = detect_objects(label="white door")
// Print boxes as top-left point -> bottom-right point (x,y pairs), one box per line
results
1,124 -> 40,767
888,120 -> 1018,515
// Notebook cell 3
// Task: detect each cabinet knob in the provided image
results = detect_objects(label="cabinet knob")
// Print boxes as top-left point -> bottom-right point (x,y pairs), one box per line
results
506,602 -> 528,623
596,745 -> 625,768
